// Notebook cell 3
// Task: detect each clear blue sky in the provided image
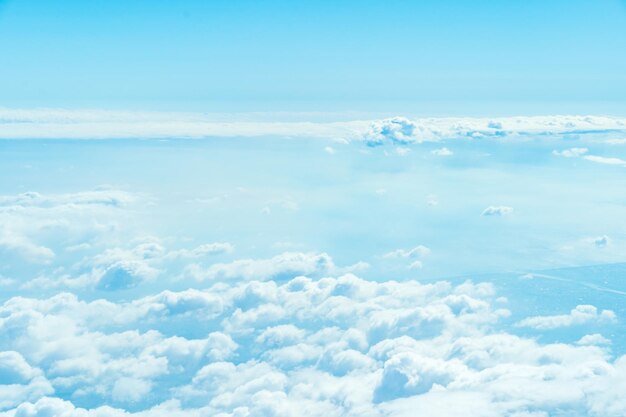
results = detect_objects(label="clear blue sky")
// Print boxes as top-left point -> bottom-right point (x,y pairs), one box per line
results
1,0 -> 626,114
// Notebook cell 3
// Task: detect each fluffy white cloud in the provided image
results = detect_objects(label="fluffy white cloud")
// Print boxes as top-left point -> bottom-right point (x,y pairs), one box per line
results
0,352 -> 40,384
516,304 -> 617,330
0,189 -> 139,270
0,230 -> 624,417
0,352 -> 52,411
364,117 -> 432,146
0,232 -> 55,264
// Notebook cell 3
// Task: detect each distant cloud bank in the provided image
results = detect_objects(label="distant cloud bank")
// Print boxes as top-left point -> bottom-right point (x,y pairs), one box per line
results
1,108 -> 626,141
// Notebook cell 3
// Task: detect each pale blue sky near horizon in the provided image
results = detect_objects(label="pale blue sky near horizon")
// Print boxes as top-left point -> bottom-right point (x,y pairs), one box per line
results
1,0 -> 626,115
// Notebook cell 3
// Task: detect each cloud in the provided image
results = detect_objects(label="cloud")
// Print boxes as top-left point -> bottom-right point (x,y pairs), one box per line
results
0,232 -> 55,264
431,147 -> 453,156
583,155 -> 626,166
166,243 -> 234,260
0,352 -> 52,411
1,271 -> 625,416
96,261 -> 158,291
0,352 -> 40,385
111,377 -> 152,404
2,109 -> 626,143
186,252 -> 364,282
551,148 -> 626,167
364,117 -> 431,146
516,304 -> 617,330
577,334 -> 611,346
481,206 -> 513,216
383,246 -> 431,270
0,189 -> 141,276
395,147 -> 411,156
593,235 -> 610,248
0,190 -> 136,208
552,147 -> 588,158
383,245 -> 431,259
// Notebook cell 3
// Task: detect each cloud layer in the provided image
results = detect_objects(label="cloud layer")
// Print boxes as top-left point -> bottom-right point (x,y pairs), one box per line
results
2,109 -> 626,141
0,271 -> 623,417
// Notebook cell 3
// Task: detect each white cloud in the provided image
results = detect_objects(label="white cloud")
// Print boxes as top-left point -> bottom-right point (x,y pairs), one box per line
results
516,304 -> 617,330
0,352 -> 40,385
552,147 -> 626,167
481,206 -> 513,216
383,245 -> 431,259
365,117 -> 431,146
0,190 -> 136,208
431,147 -> 453,156
2,109 -> 626,144
0,189 -> 141,269
552,147 -> 588,158
0,272 -> 624,416
577,334 -> 611,346
583,155 -> 626,166
166,243 -> 234,260
111,377 -> 152,404
0,232 -> 55,264
186,252 -> 362,282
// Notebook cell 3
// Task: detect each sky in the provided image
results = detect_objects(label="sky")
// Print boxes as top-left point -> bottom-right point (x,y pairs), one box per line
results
0,0 -> 626,114
2,1 -> 626,416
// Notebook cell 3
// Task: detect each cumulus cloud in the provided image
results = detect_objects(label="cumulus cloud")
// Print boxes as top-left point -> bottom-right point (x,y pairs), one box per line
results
0,271 -> 625,416
0,352 -> 40,385
516,304 -> 617,330
111,377 -> 152,404
0,189 -> 141,273
364,117 -> 432,146
481,206 -> 513,216
0,232 -> 55,264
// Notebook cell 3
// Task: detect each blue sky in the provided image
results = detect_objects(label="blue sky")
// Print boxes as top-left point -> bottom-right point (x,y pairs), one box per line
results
1,0 -> 626,114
